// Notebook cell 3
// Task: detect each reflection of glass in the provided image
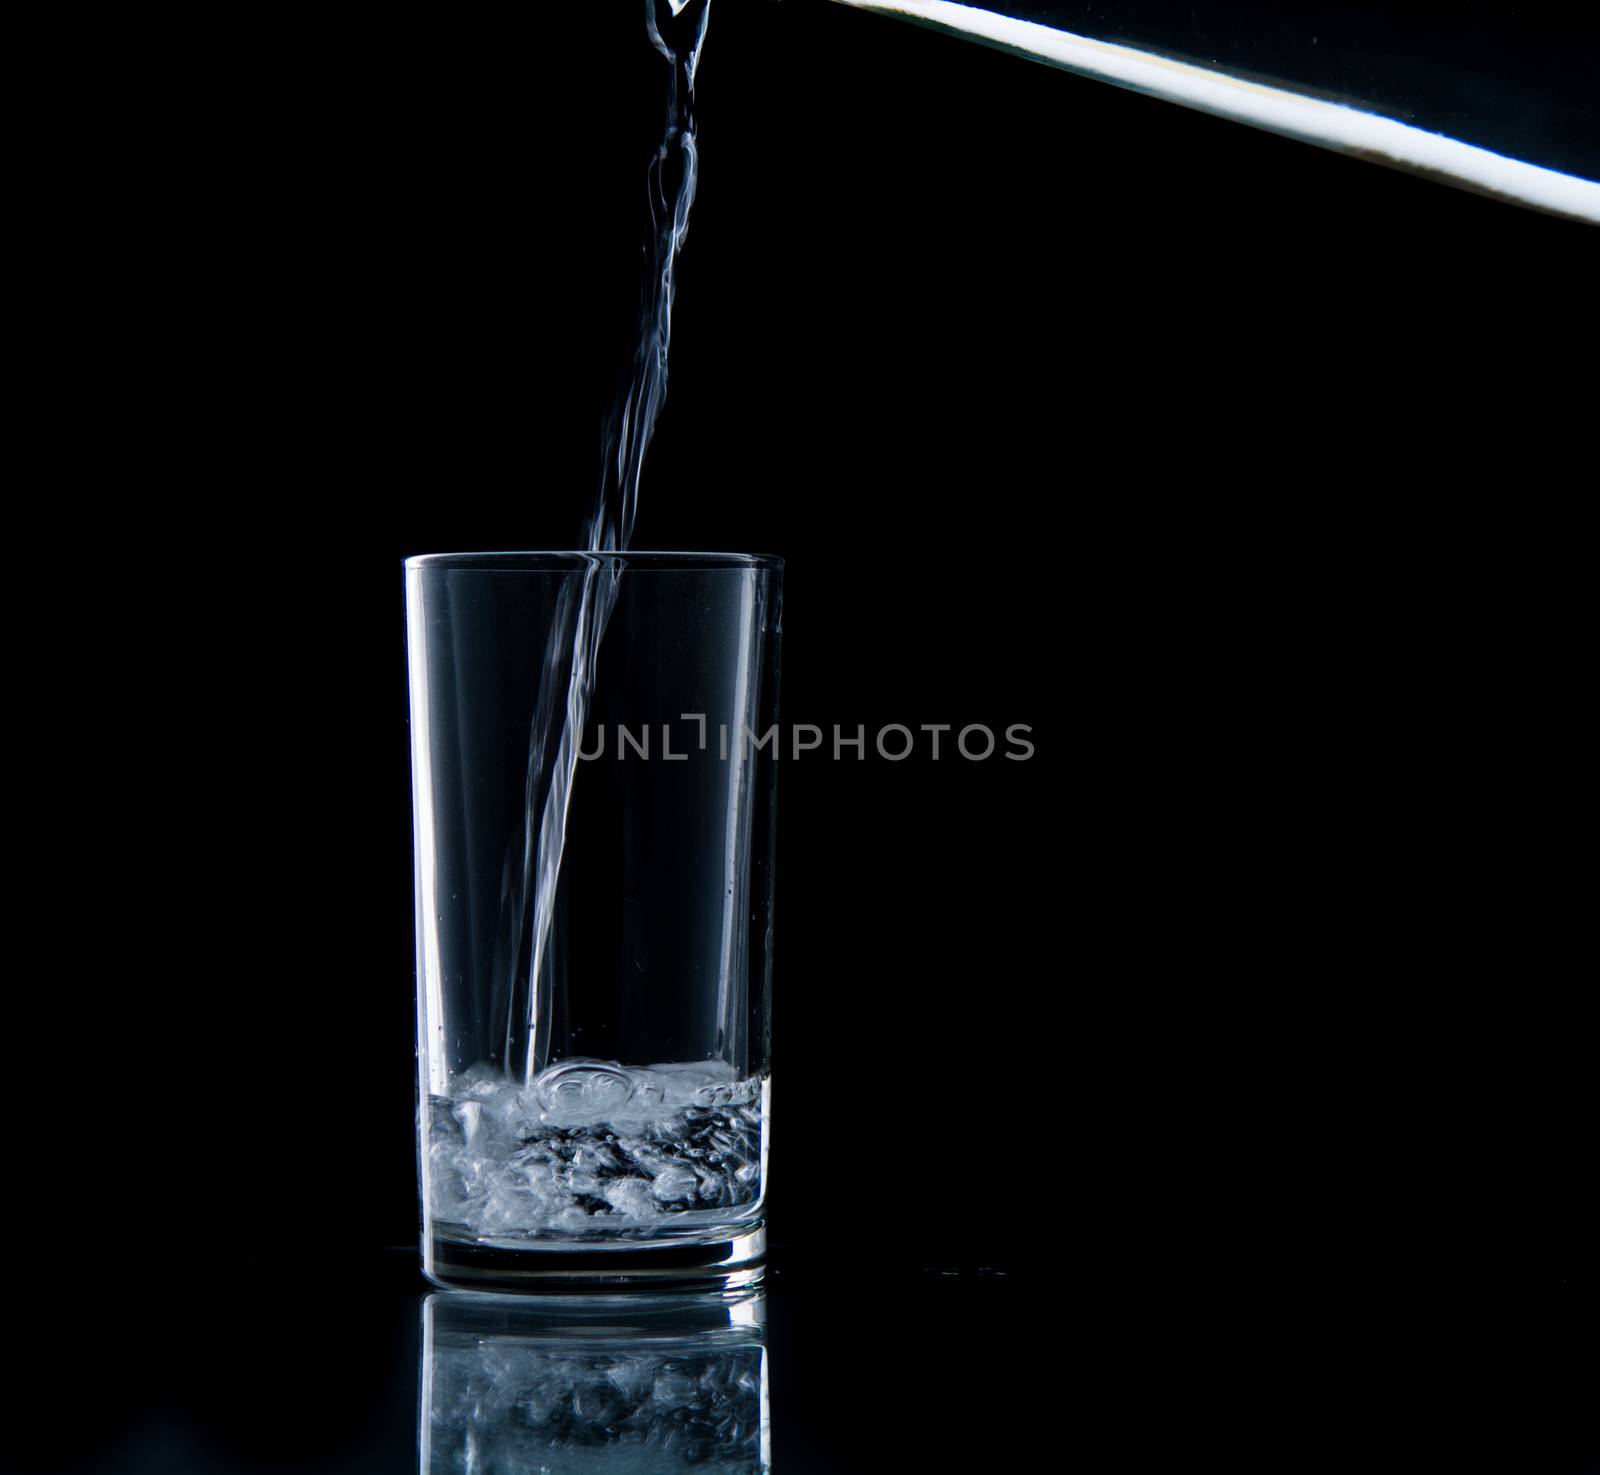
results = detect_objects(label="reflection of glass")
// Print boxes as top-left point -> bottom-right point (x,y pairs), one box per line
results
421,1290 -> 770,1474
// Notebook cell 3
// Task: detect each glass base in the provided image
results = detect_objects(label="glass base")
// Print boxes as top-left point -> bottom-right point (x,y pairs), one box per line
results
423,1220 -> 767,1293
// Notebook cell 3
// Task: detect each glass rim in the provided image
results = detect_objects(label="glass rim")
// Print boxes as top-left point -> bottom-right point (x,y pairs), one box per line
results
404,550 -> 783,572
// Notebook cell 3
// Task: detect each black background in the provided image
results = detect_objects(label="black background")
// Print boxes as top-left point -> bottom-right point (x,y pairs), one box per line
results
20,2 -> 1596,1471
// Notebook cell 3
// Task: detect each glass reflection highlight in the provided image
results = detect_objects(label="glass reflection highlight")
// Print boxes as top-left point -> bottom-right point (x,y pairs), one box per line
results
421,1289 -> 769,1473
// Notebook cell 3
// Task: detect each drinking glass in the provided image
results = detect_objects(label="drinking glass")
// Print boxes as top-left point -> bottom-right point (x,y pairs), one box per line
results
406,552 -> 782,1289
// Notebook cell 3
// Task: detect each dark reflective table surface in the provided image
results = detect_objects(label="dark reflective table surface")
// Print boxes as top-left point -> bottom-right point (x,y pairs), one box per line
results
11,1247 -> 1597,1473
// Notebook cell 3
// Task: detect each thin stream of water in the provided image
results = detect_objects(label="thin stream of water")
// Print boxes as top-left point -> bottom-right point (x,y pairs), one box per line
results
490,0 -> 712,1088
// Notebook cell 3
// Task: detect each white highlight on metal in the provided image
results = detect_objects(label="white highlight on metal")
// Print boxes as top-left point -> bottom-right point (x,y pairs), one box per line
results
836,0 -> 1600,223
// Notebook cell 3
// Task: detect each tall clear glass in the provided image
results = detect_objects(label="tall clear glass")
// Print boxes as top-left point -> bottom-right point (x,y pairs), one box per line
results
406,552 -> 782,1290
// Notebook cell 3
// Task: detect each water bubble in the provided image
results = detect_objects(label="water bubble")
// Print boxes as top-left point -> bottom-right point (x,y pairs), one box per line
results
651,1164 -> 698,1202
538,1062 -> 635,1123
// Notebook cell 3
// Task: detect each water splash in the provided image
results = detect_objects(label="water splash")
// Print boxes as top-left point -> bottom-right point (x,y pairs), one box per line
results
429,1061 -> 767,1241
490,0 -> 711,1086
